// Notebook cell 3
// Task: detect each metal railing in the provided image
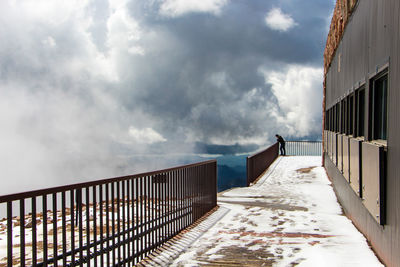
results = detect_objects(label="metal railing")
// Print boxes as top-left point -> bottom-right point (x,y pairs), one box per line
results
246,143 -> 279,186
246,141 -> 322,186
0,160 -> 217,266
285,141 -> 322,156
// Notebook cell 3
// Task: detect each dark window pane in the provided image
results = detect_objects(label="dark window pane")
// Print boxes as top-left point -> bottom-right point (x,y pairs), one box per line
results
373,75 -> 388,140
349,95 -> 354,135
358,89 -> 365,137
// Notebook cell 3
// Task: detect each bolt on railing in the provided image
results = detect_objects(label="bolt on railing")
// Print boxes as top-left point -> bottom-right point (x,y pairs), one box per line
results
0,160 -> 217,266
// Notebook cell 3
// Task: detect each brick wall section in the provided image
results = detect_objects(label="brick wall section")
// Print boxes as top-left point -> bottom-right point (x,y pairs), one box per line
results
324,0 -> 358,75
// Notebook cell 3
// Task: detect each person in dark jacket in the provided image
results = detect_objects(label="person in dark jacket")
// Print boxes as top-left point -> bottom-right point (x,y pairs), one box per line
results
275,134 -> 286,156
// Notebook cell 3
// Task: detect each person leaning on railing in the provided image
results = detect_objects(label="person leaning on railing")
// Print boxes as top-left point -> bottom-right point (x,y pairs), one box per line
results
275,134 -> 286,156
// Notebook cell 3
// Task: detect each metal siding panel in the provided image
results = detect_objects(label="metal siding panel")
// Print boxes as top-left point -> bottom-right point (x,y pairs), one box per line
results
324,1 -> 400,265
337,134 -> 343,172
343,136 -> 350,182
332,133 -> 337,165
349,138 -> 362,196
361,142 -> 383,224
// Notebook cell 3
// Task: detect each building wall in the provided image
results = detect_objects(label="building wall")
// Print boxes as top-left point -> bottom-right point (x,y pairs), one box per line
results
324,0 -> 400,266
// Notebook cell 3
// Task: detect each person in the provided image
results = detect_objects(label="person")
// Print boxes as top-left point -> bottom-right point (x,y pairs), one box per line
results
275,134 -> 286,156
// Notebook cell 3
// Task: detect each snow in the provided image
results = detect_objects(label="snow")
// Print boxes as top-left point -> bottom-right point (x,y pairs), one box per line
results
169,156 -> 383,266
0,156 -> 384,266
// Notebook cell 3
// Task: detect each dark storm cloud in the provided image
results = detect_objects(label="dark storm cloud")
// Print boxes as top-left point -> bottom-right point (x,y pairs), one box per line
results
118,0 -> 333,144
0,0 -> 334,193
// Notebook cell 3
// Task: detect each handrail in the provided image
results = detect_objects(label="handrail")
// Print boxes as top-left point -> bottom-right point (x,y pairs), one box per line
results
246,143 -> 279,186
0,160 -> 217,266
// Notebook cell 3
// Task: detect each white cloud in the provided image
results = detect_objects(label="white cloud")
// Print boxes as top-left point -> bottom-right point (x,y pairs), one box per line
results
260,65 -> 323,137
129,127 -> 167,144
42,36 -> 56,47
265,8 -> 297,32
159,0 -> 227,17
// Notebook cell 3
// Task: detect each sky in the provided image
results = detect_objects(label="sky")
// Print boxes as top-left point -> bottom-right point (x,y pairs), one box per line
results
0,0 -> 335,193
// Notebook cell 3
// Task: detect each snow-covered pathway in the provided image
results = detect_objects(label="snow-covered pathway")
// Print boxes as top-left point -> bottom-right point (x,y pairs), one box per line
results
150,156 -> 383,266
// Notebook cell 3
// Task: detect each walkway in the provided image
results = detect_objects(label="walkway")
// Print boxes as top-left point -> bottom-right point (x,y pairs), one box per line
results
142,156 -> 383,267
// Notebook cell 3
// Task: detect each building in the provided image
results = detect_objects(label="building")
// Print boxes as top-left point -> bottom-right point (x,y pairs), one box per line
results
323,0 -> 400,266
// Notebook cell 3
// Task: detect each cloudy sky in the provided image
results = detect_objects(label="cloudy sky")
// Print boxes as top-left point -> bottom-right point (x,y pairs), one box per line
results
0,0 -> 334,193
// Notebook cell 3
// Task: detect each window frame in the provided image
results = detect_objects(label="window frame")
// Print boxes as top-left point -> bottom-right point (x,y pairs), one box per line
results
370,70 -> 388,142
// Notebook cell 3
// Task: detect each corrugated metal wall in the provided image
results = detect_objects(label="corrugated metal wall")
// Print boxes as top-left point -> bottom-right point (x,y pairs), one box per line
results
324,0 -> 400,266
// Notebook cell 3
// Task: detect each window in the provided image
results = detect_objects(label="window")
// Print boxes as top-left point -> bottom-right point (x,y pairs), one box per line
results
371,73 -> 388,140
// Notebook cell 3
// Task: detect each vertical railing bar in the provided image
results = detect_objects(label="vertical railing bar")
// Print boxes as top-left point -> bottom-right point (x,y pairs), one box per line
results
157,175 -> 161,248
78,189 -> 83,267
168,172 -> 172,238
174,170 -> 177,233
163,173 -> 166,242
146,175 -> 150,255
141,176 -> 145,260
167,172 -> 170,239
188,168 -> 191,225
7,201 -> 13,267
149,176 -> 152,252
173,170 -> 176,235
198,166 -> 201,219
93,185 -> 98,267
159,174 -> 163,245
99,184 -> 104,267
43,195 -> 48,266
70,190 -> 75,265
185,168 -> 188,228
190,167 -> 194,224
144,176 -> 147,257
85,187 -> 90,267
178,169 -> 181,232
194,166 -> 197,221
177,169 -> 180,232
62,191 -> 67,266
52,193 -> 58,267
116,181 -> 121,264
122,180 -> 126,264
149,175 -> 153,254
184,168 -> 187,227
131,179 -> 136,265
111,182 -> 116,266
135,177 -> 139,265
32,197 -> 37,266
139,177 -> 143,261
170,171 -> 173,236
151,175 -> 155,251
202,165 -> 205,215
198,165 -> 201,220
126,180 -> 131,266
174,170 -> 177,234
154,176 -> 158,250
137,177 -> 143,262
20,199 -> 26,267
105,183 -> 110,266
